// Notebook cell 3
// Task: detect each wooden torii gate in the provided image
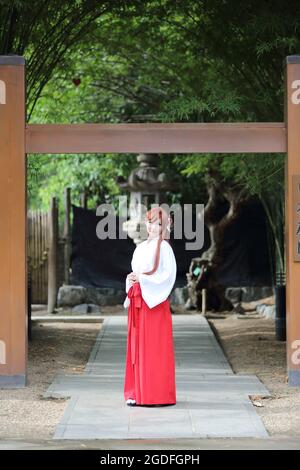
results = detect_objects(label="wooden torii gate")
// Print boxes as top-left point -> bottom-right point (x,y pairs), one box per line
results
0,54 -> 300,388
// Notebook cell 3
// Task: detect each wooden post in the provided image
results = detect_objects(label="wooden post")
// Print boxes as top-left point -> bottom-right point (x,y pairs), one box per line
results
80,189 -> 88,208
47,197 -> 58,313
0,55 -> 27,387
202,289 -> 207,316
285,55 -> 300,385
63,187 -> 71,284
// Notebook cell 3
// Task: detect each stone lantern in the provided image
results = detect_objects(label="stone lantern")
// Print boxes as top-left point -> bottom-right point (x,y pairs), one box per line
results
116,153 -> 178,245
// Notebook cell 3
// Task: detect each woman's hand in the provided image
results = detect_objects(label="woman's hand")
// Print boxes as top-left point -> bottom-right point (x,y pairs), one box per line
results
128,271 -> 139,286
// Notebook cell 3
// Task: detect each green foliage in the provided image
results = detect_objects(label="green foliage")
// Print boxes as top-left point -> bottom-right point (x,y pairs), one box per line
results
3,0 -> 299,277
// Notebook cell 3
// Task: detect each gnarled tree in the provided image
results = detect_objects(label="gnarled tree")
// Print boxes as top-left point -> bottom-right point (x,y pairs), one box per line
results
187,168 -> 253,312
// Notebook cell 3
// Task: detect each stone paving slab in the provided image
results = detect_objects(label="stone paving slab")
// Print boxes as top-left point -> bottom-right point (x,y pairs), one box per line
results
44,315 -> 270,439
44,373 -> 270,398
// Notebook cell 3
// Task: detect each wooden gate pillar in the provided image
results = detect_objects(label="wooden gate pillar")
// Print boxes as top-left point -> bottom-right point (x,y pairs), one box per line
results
285,55 -> 300,385
0,55 -> 27,387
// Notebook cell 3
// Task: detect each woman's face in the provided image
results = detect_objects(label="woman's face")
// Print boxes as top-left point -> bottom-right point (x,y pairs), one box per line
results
146,218 -> 162,238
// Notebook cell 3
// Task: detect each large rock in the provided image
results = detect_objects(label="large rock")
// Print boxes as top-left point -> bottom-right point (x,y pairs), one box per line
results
170,286 -> 189,305
72,303 -> 102,314
85,287 -> 125,306
57,285 -> 87,307
57,285 -> 126,307
257,304 -> 275,319
225,288 -> 242,304
225,286 -> 274,303
264,305 -> 275,319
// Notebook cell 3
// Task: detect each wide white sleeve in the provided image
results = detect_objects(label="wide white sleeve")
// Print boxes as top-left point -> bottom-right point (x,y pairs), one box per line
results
138,241 -> 177,309
125,275 -> 131,294
123,276 -> 130,309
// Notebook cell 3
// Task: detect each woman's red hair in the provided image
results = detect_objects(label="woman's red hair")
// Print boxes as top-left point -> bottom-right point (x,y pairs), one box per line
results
141,207 -> 171,276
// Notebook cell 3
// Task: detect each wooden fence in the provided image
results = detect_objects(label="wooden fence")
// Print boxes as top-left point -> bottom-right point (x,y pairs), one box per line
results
27,189 -> 72,312
27,209 -> 50,304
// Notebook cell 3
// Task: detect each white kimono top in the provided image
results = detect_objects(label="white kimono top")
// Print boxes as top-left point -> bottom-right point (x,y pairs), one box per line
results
123,238 -> 177,309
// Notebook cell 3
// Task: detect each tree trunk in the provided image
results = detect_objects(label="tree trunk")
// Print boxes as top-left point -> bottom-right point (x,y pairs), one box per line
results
187,169 -> 251,312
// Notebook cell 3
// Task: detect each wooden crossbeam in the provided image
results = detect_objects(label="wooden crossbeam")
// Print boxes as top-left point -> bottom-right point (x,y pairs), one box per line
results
26,122 -> 286,154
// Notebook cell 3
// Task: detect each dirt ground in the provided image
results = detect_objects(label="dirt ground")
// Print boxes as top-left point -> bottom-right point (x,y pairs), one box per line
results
1,305 -> 300,440
208,312 -> 300,437
0,321 -> 102,439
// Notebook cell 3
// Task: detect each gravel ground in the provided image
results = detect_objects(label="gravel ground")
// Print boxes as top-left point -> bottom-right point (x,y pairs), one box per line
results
208,312 -> 300,437
1,304 -> 299,440
0,321 -> 102,439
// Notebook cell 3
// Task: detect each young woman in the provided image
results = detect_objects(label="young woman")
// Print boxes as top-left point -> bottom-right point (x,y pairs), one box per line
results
123,207 -> 177,407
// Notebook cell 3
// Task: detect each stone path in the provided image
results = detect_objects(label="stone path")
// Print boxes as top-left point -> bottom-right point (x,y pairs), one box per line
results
44,315 -> 270,439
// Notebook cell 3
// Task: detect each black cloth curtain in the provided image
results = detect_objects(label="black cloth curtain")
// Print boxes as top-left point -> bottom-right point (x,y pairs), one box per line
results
70,202 -> 272,290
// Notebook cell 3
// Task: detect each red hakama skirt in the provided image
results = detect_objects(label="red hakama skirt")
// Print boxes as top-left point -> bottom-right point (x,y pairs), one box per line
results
123,281 -> 176,405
